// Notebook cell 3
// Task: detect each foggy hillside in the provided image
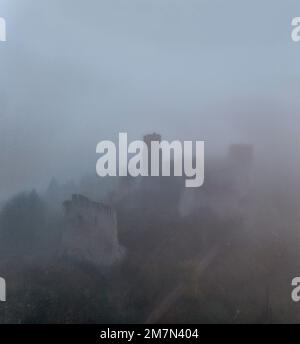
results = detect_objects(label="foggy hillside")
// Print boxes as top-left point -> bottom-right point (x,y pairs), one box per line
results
0,0 -> 300,324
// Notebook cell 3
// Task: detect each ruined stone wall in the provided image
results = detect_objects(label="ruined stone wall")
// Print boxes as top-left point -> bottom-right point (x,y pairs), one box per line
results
62,195 -> 124,266
178,145 -> 255,217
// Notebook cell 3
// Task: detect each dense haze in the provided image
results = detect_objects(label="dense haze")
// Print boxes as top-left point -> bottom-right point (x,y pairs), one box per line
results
0,0 -> 300,199
0,0 -> 300,324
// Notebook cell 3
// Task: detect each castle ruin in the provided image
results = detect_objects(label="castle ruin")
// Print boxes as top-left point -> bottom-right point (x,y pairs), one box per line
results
62,195 -> 124,266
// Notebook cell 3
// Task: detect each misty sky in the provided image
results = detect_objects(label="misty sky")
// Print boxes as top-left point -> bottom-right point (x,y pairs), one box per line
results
0,0 -> 300,199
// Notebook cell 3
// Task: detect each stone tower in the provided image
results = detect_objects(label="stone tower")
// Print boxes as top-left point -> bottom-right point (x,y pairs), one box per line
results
62,194 -> 124,266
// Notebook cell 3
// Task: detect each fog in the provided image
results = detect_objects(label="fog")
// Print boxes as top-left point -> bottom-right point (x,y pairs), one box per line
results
0,0 -> 300,324
0,0 -> 299,198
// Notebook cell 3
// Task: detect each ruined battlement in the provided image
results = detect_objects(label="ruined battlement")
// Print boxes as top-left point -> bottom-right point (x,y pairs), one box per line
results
143,133 -> 162,146
63,194 -> 115,219
62,194 -> 124,266
228,144 -> 254,168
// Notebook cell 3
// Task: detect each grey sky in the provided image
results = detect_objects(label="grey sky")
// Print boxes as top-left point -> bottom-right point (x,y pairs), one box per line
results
0,0 -> 300,199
